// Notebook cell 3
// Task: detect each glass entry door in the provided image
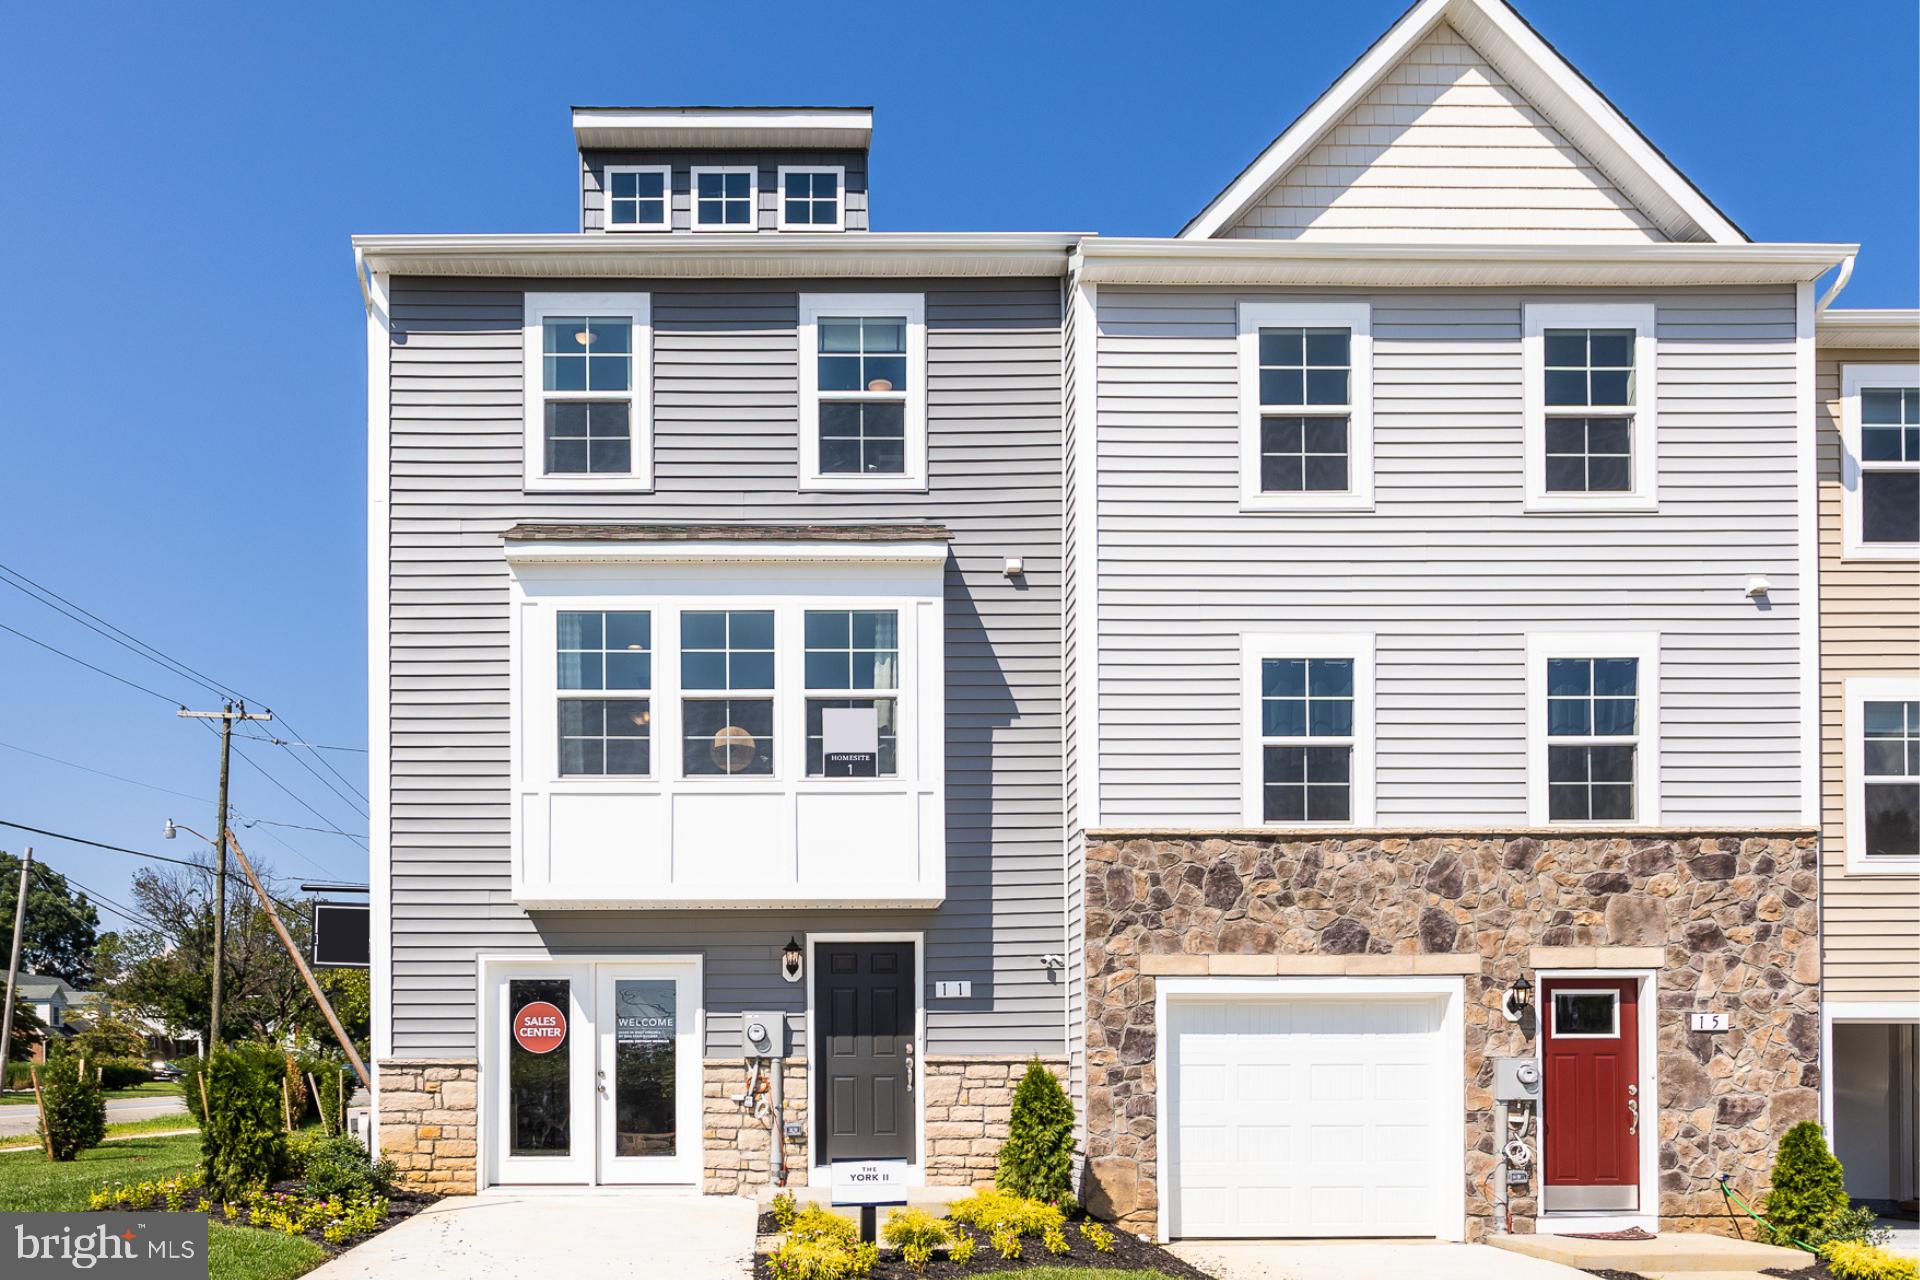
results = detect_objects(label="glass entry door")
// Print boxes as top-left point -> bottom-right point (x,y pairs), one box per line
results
493,964 -> 594,1185
595,961 -> 701,1184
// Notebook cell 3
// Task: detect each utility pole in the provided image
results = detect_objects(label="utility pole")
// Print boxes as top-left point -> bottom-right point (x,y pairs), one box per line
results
179,704 -> 271,1050
0,847 -> 32,1092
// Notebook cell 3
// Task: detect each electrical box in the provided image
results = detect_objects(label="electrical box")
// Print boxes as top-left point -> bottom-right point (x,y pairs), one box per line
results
1493,1057 -> 1541,1102
743,1011 -> 787,1059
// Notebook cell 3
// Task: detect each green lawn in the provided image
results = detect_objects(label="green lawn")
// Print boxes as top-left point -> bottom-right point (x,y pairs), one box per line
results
0,1080 -> 185,1105
0,1133 -> 326,1280
0,1114 -> 199,1152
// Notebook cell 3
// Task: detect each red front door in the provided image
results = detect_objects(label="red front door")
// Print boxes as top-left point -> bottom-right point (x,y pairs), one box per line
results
1541,978 -> 1640,1212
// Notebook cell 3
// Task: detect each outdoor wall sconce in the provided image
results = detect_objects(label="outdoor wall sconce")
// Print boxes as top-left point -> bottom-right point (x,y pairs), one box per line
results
781,937 -> 804,984
1501,973 -> 1533,1023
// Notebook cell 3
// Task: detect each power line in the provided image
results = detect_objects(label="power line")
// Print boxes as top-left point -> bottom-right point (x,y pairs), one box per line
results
0,820 -> 205,870
0,620 -> 186,707
259,723 -> 369,819
266,711 -> 370,807
233,733 -> 368,755
0,565 -> 235,704
31,862 -> 174,945
212,730 -> 365,864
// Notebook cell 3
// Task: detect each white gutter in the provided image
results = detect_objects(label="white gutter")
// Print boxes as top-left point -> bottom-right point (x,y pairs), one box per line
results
1816,308 -> 1919,349
1815,253 -> 1856,315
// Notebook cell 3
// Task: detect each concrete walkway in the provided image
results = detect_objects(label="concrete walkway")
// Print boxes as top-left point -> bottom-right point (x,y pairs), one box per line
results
1170,1240 -> 1593,1280
304,1190 -> 757,1279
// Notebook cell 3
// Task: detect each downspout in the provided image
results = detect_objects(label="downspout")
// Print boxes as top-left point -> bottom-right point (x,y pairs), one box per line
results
353,244 -> 373,312
1815,253 -> 1856,316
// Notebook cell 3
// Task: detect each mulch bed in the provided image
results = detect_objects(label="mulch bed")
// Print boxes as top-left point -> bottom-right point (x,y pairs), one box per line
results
240,1179 -> 439,1256
1764,1265 -> 1838,1280
753,1215 -> 1213,1279
1581,1271 -> 1651,1280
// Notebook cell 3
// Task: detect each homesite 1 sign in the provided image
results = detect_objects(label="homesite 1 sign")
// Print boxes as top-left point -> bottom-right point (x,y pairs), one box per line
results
512,1001 -> 566,1054
831,1158 -> 909,1207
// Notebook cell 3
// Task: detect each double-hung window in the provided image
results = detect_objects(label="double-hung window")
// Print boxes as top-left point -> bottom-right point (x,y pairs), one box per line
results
1840,366 -> 1920,557
804,610 -> 899,776
556,611 -> 651,776
602,165 -> 669,232
523,293 -> 651,491
680,610 -> 775,776
1238,302 -> 1373,510
1846,680 -> 1920,870
778,166 -> 845,231
1524,303 -> 1657,509
1528,632 -> 1660,825
799,294 -> 927,489
691,166 -> 755,229
1241,633 -> 1375,825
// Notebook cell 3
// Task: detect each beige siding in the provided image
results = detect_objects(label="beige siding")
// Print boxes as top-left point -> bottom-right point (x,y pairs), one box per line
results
1818,343 -> 1920,1004
1222,23 -> 1665,244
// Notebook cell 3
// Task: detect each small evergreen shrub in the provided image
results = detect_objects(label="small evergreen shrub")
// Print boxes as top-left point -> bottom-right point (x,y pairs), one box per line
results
199,1043 -> 289,1198
1825,1241 -> 1919,1280
302,1059 -> 355,1137
94,1058 -> 154,1090
36,1056 -> 107,1160
995,1058 -> 1075,1202
1764,1121 -> 1850,1248
300,1134 -> 394,1200
1810,1206 -> 1894,1251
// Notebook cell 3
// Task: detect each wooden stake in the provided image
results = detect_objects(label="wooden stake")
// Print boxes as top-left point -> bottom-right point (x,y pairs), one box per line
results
197,1068 -> 211,1126
307,1071 -> 322,1131
30,1064 -> 51,1159
337,1069 -> 345,1136
223,832 -> 370,1090
281,1076 -> 291,1132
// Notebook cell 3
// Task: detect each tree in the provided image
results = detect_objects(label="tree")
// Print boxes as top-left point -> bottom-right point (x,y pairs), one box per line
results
995,1058 -> 1076,1203
1764,1120 -> 1849,1247
0,852 -> 101,987
68,998 -> 150,1060
6,988 -> 47,1059
302,969 -> 371,1060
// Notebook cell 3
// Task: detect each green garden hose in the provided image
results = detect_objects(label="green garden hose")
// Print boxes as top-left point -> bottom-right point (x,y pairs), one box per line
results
1717,1174 -> 1819,1254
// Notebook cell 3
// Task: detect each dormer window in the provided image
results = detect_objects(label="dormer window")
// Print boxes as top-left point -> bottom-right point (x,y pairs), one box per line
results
779,167 -> 844,231
603,166 -> 669,232
692,167 -> 756,229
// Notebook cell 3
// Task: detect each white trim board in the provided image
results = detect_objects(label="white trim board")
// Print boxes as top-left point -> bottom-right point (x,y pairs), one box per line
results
1178,0 -> 1744,244
1820,1002 -> 1920,1134
364,266 -> 394,1127
1151,974 -> 1468,1242
802,932 -> 927,1186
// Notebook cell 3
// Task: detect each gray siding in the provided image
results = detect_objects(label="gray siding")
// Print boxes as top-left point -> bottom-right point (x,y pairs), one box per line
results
385,276 -> 1060,1057
580,149 -> 870,233
1091,285 -> 1806,825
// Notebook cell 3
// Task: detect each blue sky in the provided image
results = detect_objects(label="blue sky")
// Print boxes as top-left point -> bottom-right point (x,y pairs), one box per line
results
0,0 -> 1914,927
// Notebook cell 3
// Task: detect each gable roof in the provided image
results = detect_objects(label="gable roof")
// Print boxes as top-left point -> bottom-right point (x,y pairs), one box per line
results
1180,0 -> 1746,244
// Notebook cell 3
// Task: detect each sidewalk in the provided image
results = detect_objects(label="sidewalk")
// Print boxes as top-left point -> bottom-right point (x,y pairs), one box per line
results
303,1189 -> 757,1279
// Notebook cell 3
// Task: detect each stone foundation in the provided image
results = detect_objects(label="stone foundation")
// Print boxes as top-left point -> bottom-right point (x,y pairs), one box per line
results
1081,830 -> 1821,1239
704,1058 -> 809,1194
924,1057 -> 1068,1185
376,1057 -> 478,1194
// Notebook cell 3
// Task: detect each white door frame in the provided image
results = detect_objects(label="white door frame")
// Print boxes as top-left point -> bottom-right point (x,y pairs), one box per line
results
1152,974 -> 1468,1243
1534,968 -> 1659,1237
804,931 -> 926,1185
476,953 -> 706,1190
1821,1000 -> 1920,1131
595,959 -> 703,1185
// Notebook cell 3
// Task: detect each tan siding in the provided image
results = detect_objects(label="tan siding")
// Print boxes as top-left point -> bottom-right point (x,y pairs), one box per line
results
1222,24 -> 1665,244
1817,343 -> 1920,1004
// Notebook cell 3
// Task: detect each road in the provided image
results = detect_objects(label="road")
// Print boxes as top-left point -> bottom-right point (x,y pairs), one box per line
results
0,1092 -> 188,1139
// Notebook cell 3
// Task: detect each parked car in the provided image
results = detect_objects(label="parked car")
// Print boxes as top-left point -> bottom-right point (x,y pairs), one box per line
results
149,1059 -> 184,1081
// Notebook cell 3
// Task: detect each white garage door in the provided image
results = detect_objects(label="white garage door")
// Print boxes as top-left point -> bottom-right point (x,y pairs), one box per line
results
1167,995 -> 1453,1238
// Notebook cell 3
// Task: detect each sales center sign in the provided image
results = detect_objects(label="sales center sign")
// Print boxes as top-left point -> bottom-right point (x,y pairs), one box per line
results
513,1000 -> 567,1054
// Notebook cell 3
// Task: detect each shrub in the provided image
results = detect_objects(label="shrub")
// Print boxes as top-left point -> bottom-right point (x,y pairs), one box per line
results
1809,1205 -> 1894,1251
786,1205 -> 859,1248
948,1235 -> 976,1266
882,1209 -> 953,1273
991,1226 -> 1023,1260
301,1058 -> 355,1137
36,1057 -> 107,1160
283,1054 -> 308,1128
1765,1122 -> 1850,1248
996,1058 -> 1075,1203
949,1188 -> 1064,1238
1042,1223 -> 1070,1254
1825,1241 -> 1919,1280
765,1231 -> 877,1280
299,1133 -> 394,1200
1081,1220 -> 1116,1253
770,1189 -> 799,1230
199,1043 -> 289,1198
95,1058 -> 154,1090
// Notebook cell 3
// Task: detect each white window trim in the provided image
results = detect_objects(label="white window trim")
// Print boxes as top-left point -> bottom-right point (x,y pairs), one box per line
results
599,164 -> 671,233
1845,675 -> 1920,874
1240,631 -> 1376,827
1237,301 -> 1374,512
555,608 -> 657,781
797,292 -> 928,492
776,165 -> 847,232
1547,987 -> 1621,1039
1839,364 -> 1920,560
1526,630 -> 1662,826
1522,302 -> 1658,512
689,165 -> 757,231
522,292 -> 651,493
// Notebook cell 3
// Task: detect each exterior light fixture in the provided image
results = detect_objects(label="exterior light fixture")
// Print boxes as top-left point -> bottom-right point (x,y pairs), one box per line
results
781,937 -> 804,984
1502,973 -> 1534,1023
162,819 -> 178,840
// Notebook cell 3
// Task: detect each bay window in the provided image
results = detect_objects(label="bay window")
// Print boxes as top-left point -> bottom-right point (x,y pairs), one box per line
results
557,610 -> 651,776
680,610 -> 775,776
805,610 -> 899,776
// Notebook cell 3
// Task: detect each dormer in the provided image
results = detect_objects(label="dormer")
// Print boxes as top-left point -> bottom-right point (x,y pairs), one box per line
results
573,106 -> 871,234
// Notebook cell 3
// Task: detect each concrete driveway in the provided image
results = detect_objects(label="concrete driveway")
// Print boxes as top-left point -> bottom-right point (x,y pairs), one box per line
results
0,1092 -> 188,1138
1170,1240 -> 1592,1280
303,1190 -> 757,1279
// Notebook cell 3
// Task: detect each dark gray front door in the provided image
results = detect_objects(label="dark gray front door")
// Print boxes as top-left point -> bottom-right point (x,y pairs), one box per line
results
815,941 -> 915,1162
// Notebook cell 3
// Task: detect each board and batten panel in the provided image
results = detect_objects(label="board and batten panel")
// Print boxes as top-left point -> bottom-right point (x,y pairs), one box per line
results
1220,23 -> 1665,245
579,149 -> 869,233
1093,286 -> 1804,826
385,276 -> 1060,1057
1816,344 -> 1920,1003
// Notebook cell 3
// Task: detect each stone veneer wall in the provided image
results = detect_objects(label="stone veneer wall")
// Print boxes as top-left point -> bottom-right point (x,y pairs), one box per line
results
377,1058 -> 478,1194
1081,831 -> 1821,1239
705,1059 -> 809,1194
